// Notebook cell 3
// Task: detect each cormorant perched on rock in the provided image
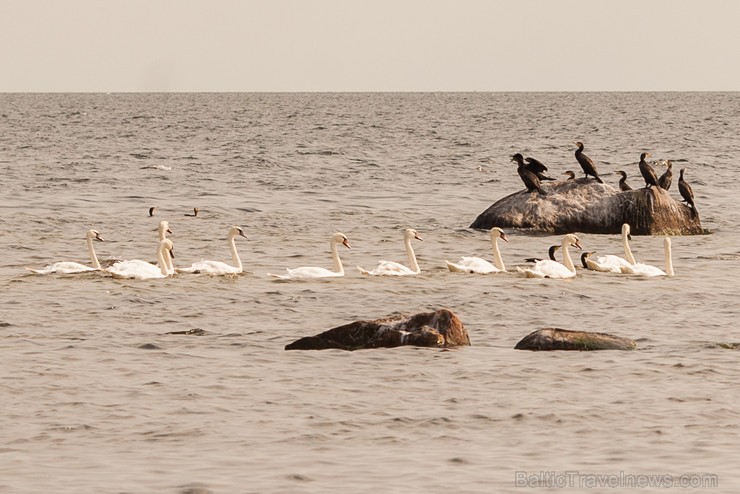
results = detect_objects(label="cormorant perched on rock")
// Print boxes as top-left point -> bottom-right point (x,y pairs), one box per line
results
658,160 -> 673,190
524,157 -> 556,181
678,167 -> 696,212
562,170 -> 576,180
615,170 -> 632,191
511,153 -> 546,195
639,152 -> 660,188
574,142 -> 604,183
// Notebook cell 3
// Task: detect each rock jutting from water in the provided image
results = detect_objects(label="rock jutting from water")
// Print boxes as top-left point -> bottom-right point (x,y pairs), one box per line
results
470,178 -> 701,235
285,308 -> 470,351
514,328 -> 637,351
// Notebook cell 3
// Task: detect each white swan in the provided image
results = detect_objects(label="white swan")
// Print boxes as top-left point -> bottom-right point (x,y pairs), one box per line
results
107,239 -> 175,280
620,237 -> 674,277
446,227 -> 508,274
583,223 -> 636,273
268,232 -> 350,279
26,229 -> 105,274
517,234 -> 582,279
177,226 -> 248,275
358,228 -> 423,276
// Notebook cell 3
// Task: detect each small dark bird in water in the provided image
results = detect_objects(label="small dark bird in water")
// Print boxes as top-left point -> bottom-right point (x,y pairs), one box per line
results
574,142 -> 604,183
511,153 -> 546,195
639,152 -> 660,188
524,157 -> 556,181
658,160 -> 673,190
615,170 -> 632,191
185,207 -> 200,217
562,170 -> 576,180
580,251 -> 597,269
524,245 -> 560,263
678,167 -> 696,212
148,206 -> 157,217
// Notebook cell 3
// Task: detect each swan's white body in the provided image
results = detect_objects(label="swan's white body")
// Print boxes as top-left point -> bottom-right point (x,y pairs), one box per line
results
620,238 -> 673,277
518,234 -> 582,279
177,226 -> 248,275
446,227 -> 508,274
26,229 -> 105,274
358,229 -> 422,276
269,232 -> 350,279
584,223 -> 636,273
107,239 -> 174,280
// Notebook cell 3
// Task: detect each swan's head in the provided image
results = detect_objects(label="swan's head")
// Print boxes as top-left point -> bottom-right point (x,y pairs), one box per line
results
158,220 -> 172,236
510,153 -> 525,164
229,226 -> 248,239
160,239 -> 175,259
405,229 -> 422,242
664,237 -> 671,249
491,227 -> 508,242
333,232 -> 351,249
562,170 -> 576,179
621,223 -> 632,240
563,234 -> 582,250
87,229 -> 105,242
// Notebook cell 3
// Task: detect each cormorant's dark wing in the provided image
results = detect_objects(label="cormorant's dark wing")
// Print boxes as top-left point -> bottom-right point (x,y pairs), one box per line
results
524,157 -> 548,174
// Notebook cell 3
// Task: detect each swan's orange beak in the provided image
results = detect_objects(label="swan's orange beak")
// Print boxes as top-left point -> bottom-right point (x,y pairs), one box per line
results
343,239 -> 351,249
500,232 -> 509,242
574,239 -> 583,250
414,233 -> 423,241
94,234 -> 105,242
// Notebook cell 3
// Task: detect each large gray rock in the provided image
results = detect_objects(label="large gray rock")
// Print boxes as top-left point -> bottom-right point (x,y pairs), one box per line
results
514,328 -> 637,351
285,308 -> 470,351
470,179 -> 701,235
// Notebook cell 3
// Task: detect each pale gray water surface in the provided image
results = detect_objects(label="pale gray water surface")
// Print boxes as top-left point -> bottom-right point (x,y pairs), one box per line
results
1,93 -> 739,493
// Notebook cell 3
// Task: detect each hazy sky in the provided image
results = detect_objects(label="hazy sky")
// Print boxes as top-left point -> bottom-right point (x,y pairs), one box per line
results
2,0 -> 739,92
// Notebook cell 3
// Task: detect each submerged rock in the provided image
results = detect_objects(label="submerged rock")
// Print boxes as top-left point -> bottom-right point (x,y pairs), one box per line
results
470,179 -> 701,235
514,328 -> 637,351
285,308 -> 470,351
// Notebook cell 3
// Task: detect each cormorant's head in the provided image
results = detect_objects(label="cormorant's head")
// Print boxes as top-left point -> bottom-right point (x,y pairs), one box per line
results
510,153 -> 524,164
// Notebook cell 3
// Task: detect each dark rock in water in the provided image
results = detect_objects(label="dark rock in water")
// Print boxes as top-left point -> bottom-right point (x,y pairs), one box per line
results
285,308 -> 470,351
515,328 -> 637,351
470,179 -> 701,235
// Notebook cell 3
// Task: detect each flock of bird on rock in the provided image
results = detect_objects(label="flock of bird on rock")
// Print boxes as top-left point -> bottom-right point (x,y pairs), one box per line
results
511,141 -> 697,213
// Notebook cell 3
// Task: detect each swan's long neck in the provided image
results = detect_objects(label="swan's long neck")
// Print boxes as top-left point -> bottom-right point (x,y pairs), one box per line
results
329,238 -> 344,275
622,229 -> 637,264
665,239 -> 674,277
229,235 -> 242,271
491,235 -> 505,271
405,236 -> 420,274
561,238 -> 576,273
86,234 -> 101,270
156,244 -> 169,276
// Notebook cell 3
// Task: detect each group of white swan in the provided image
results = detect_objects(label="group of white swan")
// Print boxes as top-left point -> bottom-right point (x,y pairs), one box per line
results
25,221 -> 673,281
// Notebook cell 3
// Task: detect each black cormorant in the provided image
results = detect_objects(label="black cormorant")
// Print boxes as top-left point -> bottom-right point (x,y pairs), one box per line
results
511,153 -> 546,195
524,157 -> 556,181
639,152 -> 660,188
574,142 -> 604,183
658,160 -> 673,190
524,245 -> 560,263
678,167 -> 696,212
615,170 -> 632,191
